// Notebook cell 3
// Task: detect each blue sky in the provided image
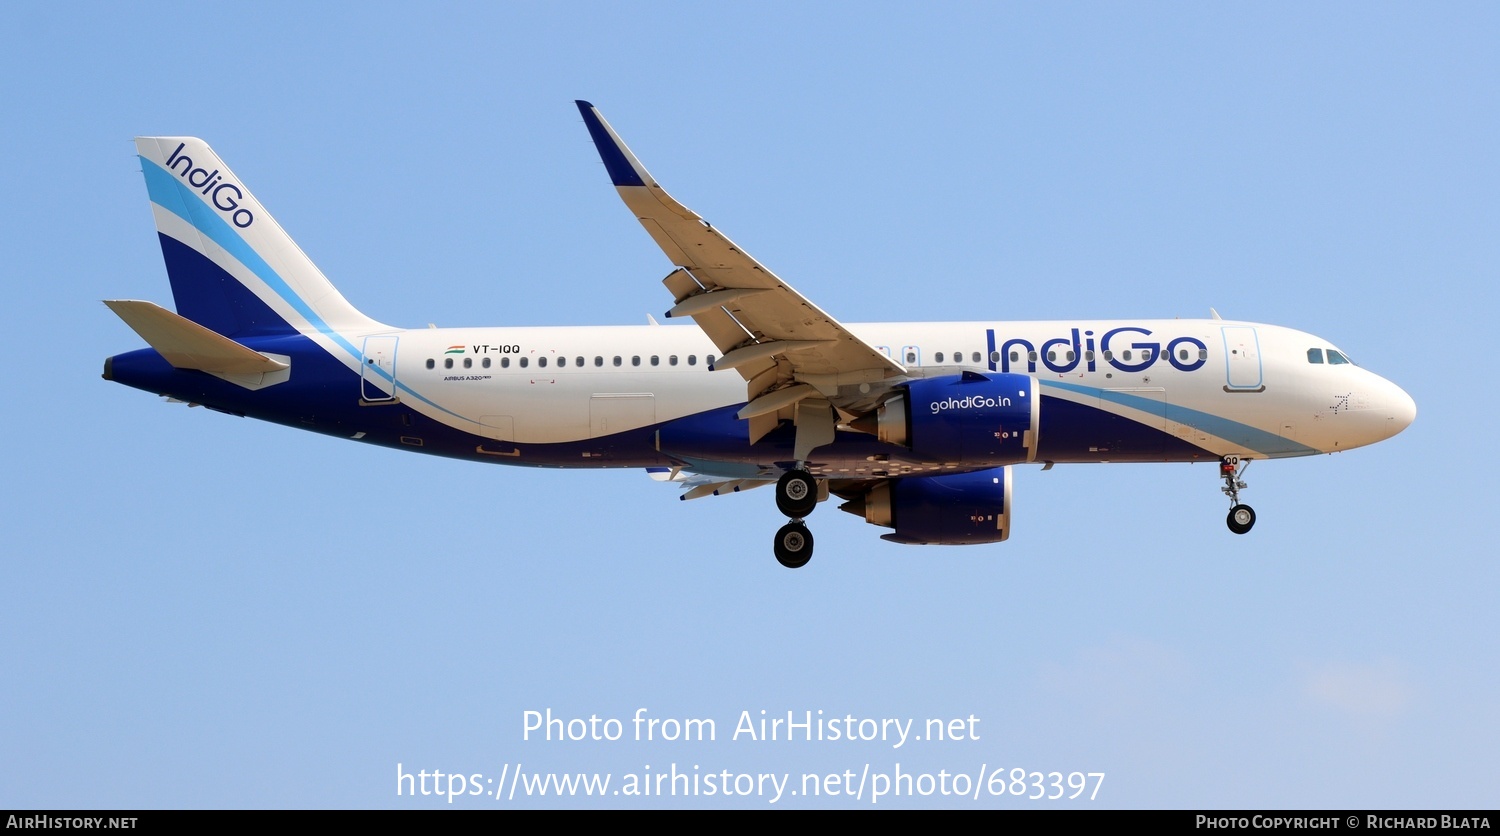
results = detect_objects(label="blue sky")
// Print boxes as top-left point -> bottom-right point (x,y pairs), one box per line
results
2,2 -> 1496,809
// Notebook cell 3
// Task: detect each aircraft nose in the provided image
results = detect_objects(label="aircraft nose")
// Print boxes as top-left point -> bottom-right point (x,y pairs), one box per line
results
1389,381 -> 1416,434
1369,375 -> 1416,442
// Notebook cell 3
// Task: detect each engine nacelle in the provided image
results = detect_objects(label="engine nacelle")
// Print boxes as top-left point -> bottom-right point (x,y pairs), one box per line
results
840,467 -> 1013,545
866,372 -> 1038,464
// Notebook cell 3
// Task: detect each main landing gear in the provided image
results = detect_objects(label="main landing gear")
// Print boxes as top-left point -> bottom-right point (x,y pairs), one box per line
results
773,470 -> 819,568
1220,455 -> 1256,535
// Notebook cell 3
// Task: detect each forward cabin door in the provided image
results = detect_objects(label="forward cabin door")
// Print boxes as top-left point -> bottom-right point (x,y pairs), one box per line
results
1221,327 -> 1264,392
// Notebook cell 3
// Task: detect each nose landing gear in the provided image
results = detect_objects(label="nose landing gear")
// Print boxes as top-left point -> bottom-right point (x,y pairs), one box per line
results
773,469 -> 820,568
1227,503 -> 1256,534
1220,455 -> 1255,534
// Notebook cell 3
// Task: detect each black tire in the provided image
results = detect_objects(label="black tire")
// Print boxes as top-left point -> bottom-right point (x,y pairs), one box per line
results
775,470 -> 818,518
1227,504 -> 1256,535
773,522 -> 814,569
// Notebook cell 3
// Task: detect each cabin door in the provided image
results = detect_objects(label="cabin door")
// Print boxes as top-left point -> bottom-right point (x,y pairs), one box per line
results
1221,327 -> 1264,392
361,336 -> 400,402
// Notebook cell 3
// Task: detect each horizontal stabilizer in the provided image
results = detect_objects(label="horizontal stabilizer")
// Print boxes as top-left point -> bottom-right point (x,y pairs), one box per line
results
104,300 -> 289,374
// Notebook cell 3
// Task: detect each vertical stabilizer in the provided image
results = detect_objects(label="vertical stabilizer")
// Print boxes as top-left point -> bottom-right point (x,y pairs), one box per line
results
135,137 -> 386,339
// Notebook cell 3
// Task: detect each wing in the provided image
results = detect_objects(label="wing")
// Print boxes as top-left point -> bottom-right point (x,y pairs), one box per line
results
577,101 -> 907,455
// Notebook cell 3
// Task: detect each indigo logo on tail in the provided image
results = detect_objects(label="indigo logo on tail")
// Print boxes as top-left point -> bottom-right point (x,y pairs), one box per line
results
164,142 -> 255,229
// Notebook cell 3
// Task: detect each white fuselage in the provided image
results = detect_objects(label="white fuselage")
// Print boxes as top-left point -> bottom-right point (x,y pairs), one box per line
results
370,318 -> 1414,461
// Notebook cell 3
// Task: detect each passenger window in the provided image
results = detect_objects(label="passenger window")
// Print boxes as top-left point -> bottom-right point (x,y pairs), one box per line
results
905,351 -> 917,364
1327,350 -> 1349,365
463,357 -> 472,368
1028,351 -> 1038,363
576,357 -> 584,367
991,351 -> 1001,363
1066,350 -> 1076,362
972,352 -> 981,363
1085,350 -> 1094,362
1047,350 -> 1056,362
688,355 -> 697,366
482,357 -> 491,368
444,358 -> 453,369
935,352 -> 945,363
613,356 -> 622,367
669,355 -> 678,366
1307,348 -> 1325,364
1009,351 -> 1019,363
1179,349 -> 1189,361
707,354 -> 715,366
650,355 -> 659,366
501,357 -> 510,368
1199,349 -> 1207,361
538,357 -> 547,368
595,356 -> 603,367
520,357 -> 529,368
1141,349 -> 1153,361
1123,350 -> 1132,361
1103,350 -> 1113,361
632,356 -> 641,366
425,359 -> 435,369
556,356 -> 566,367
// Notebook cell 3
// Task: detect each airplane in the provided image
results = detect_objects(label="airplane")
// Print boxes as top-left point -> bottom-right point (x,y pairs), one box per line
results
103,101 -> 1416,568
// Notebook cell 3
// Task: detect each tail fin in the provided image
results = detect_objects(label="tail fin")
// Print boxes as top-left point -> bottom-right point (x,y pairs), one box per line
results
135,137 -> 385,339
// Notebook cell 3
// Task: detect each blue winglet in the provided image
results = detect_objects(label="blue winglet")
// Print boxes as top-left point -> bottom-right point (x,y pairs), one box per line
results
575,100 -> 646,188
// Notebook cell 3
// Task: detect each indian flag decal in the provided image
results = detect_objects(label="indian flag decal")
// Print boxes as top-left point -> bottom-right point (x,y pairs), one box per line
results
445,345 -> 465,354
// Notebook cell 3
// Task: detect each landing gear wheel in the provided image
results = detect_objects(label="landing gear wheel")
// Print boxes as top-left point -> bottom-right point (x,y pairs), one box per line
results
775,470 -> 818,518
773,521 -> 814,569
1218,455 -> 1256,535
1227,504 -> 1256,535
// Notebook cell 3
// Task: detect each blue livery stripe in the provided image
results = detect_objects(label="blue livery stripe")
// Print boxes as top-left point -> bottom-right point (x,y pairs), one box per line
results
1041,380 -> 1318,457
156,233 -> 295,337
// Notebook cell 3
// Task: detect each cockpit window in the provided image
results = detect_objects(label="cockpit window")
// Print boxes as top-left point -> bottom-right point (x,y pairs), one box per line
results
1307,348 -> 1324,364
1327,350 -> 1350,365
